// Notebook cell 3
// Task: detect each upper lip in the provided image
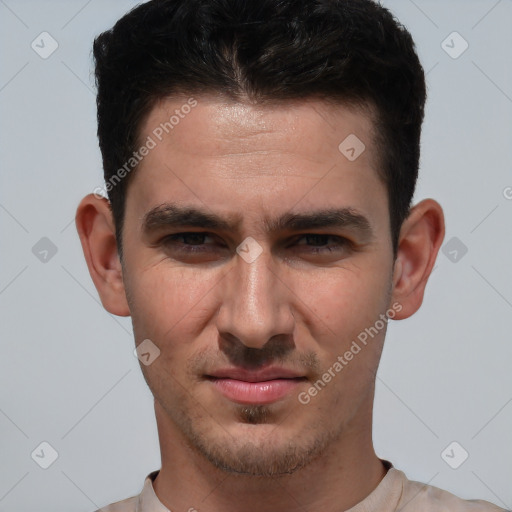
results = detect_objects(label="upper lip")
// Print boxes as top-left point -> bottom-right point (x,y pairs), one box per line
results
206,367 -> 305,382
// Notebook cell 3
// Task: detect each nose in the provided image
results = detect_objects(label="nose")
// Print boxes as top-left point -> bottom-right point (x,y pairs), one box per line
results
215,243 -> 295,349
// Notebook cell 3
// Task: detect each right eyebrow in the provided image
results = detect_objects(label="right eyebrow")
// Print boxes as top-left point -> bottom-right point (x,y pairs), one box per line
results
142,204 -> 241,234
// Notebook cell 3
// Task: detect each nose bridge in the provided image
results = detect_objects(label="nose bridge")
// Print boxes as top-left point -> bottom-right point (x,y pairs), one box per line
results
216,246 -> 293,348
240,250 -> 273,320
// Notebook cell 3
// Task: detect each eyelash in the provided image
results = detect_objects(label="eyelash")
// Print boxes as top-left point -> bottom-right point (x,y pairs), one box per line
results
161,232 -> 351,255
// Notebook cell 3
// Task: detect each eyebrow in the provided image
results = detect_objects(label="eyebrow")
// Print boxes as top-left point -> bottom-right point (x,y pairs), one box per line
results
142,203 -> 375,241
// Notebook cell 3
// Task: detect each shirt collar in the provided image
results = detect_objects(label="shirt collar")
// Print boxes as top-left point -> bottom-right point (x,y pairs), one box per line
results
136,461 -> 401,512
136,470 -> 170,512
346,461 -> 406,512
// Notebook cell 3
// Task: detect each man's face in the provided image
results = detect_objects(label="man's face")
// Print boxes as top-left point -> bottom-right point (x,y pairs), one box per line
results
121,96 -> 396,476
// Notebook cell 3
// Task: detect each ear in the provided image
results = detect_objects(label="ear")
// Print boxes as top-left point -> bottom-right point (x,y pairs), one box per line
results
75,193 -> 130,316
390,198 -> 445,319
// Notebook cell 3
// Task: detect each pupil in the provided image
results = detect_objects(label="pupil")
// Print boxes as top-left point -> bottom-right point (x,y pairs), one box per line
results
186,233 -> 204,245
307,235 -> 327,246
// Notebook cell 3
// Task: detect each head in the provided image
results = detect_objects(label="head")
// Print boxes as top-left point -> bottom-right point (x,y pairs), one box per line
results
77,0 -> 444,477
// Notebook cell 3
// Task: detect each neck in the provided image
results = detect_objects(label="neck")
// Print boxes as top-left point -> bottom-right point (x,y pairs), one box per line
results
153,402 -> 387,512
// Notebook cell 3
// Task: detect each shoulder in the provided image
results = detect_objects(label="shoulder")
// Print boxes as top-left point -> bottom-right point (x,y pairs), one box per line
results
92,494 -> 138,512
396,470 -> 506,512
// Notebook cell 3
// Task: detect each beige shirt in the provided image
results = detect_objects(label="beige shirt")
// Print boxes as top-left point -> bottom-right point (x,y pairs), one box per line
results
95,464 -> 506,512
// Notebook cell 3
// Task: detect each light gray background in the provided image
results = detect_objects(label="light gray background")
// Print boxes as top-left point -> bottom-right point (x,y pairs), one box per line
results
1,1 -> 511,511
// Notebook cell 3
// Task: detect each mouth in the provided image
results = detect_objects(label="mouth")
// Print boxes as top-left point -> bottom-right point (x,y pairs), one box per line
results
205,367 -> 307,405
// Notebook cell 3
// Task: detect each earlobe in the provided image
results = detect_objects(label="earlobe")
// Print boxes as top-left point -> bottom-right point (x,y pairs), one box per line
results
75,193 -> 131,317
390,198 -> 445,320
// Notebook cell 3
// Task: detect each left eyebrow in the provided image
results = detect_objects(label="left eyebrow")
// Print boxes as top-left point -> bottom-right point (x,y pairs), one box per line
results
264,209 -> 375,241
141,202 -> 375,242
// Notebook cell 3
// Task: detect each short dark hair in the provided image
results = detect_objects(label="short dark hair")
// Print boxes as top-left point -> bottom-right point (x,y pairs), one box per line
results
93,0 -> 426,260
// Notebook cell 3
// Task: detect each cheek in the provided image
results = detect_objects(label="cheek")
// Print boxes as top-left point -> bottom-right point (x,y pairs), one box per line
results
126,263 -> 220,342
301,270 -> 389,412
126,267 -> 216,397
300,261 -> 391,346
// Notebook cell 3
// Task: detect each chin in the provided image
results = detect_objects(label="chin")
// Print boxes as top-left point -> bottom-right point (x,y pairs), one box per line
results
182,411 -> 336,477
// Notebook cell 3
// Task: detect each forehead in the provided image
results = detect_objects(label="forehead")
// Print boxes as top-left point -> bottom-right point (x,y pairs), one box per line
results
126,95 -> 388,238
139,95 -> 378,166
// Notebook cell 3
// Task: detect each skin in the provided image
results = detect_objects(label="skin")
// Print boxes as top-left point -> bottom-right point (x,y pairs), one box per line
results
76,94 -> 444,512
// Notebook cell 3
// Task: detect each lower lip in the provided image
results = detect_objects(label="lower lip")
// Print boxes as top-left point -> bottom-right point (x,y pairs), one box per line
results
209,378 -> 304,405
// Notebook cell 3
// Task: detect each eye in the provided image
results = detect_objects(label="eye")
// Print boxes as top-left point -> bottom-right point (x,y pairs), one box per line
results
168,233 -> 211,245
294,234 -> 350,253
161,232 -> 221,254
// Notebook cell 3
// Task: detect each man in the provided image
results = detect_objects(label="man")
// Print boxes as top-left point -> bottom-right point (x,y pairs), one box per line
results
75,0 -> 504,511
